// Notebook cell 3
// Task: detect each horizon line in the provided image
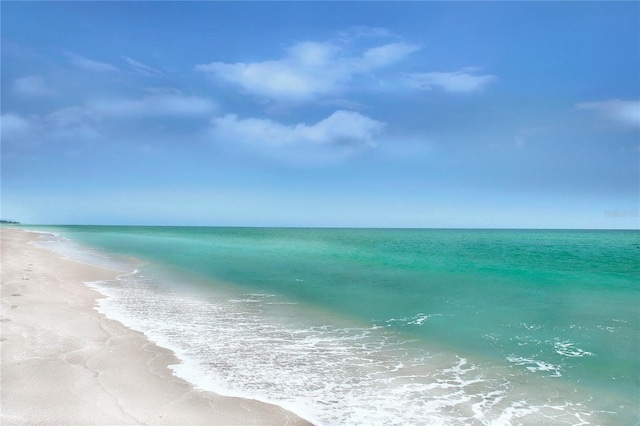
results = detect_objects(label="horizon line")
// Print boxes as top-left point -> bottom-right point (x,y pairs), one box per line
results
5,223 -> 639,232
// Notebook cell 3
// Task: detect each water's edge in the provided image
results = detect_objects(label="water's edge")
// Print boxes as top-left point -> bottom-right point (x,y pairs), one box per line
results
19,226 -> 639,425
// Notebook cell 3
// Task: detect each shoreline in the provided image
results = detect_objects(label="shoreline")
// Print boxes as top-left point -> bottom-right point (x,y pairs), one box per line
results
0,227 -> 312,425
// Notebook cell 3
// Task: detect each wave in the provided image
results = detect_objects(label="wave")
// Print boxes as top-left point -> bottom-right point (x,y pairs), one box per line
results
85,272 -> 617,425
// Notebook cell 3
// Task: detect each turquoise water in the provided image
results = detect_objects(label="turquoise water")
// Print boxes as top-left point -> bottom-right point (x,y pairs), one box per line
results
28,226 -> 640,425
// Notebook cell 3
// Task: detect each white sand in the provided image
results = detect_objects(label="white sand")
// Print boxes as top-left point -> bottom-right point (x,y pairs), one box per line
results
0,228 -> 311,425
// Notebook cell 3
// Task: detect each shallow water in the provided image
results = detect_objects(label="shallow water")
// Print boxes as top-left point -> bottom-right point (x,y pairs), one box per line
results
29,226 -> 640,425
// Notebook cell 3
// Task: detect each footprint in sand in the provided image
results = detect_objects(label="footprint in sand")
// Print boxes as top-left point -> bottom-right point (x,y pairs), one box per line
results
11,305 -> 18,310
0,338 -> 6,342
11,294 -> 21,297
0,318 -> 11,323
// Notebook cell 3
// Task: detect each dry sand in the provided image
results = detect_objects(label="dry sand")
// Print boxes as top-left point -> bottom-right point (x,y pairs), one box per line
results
0,227 -> 312,425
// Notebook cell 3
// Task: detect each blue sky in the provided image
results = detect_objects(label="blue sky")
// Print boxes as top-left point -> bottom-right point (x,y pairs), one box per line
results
2,2 -> 639,228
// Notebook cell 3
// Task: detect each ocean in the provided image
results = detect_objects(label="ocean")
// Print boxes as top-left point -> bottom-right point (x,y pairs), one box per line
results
26,226 -> 639,425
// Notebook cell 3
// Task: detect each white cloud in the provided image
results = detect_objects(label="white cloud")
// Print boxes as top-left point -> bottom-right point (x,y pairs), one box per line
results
404,68 -> 497,93
361,43 -> 419,68
90,93 -> 216,117
122,56 -> 163,76
576,99 -> 640,127
13,76 -> 57,97
66,51 -> 119,72
196,38 -> 420,102
210,110 -> 385,148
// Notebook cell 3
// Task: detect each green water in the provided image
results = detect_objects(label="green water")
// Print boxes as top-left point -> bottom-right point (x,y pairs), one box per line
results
29,226 -> 640,424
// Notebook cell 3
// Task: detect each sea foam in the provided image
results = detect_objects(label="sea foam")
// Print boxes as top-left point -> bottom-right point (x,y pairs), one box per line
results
85,271 -> 615,426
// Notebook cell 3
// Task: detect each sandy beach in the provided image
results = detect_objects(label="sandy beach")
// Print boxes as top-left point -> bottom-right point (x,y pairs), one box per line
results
0,228 -> 311,425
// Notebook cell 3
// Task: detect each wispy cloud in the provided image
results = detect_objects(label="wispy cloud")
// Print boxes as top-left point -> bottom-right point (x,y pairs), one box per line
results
210,110 -> 384,148
65,51 -> 119,72
196,37 -> 420,102
13,76 -> 57,97
1,107 -> 101,154
337,26 -> 397,40
45,106 -> 101,141
576,99 -> 640,127
404,68 -> 497,93
1,113 -> 38,146
2,91 -> 217,155
90,92 -> 216,117
122,56 -> 163,76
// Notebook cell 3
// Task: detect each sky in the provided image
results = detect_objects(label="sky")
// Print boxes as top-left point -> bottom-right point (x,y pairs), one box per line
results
1,2 -> 639,229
